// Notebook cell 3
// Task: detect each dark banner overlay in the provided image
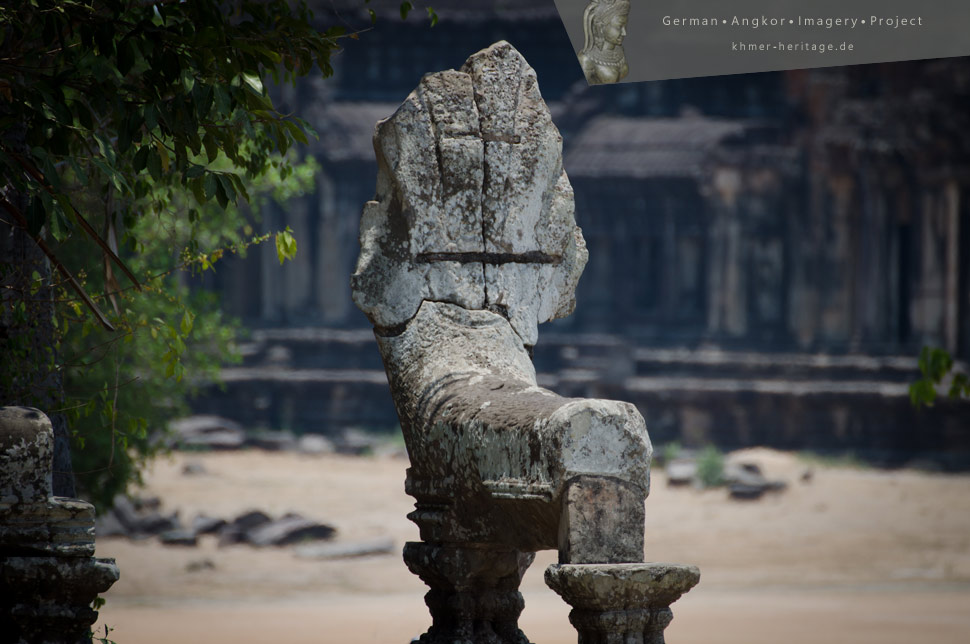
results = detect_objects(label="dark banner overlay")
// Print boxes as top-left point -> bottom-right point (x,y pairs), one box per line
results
554,0 -> 970,83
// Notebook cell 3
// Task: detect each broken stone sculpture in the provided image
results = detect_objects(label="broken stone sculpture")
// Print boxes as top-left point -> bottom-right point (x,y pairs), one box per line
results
0,406 -> 119,643
577,0 -> 631,85
351,41 -> 697,643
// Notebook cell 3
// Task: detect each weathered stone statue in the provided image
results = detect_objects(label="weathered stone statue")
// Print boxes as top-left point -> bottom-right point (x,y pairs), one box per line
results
0,406 -> 119,643
352,41 -> 696,644
577,0 -> 631,84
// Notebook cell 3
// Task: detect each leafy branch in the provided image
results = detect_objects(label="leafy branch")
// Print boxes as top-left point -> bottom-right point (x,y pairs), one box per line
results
909,346 -> 970,408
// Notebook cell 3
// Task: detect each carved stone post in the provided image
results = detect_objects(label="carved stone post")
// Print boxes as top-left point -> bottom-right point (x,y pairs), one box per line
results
404,542 -> 534,644
545,564 -> 699,644
0,406 -> 119,643
351,41 -> 698,644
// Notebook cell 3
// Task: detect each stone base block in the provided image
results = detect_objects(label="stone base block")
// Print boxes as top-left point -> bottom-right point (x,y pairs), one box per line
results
0,556 -> 119,644
544,563 -> 700,644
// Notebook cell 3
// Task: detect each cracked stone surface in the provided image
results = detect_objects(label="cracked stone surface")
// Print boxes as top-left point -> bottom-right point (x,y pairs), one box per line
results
351,40 -> 587,347
377,300 -> 650,550
0,407 -> 54,505
352,42 -> 649,551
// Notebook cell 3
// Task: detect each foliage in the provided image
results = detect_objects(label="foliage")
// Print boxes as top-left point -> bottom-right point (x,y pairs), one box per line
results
0,0 -> 341,322
657,441 -> 681,466
89,623 -> 116,644
909,346 -> 970,409
695,445 -> 725,488
64,155 -> 316,509
0,0 -> 424,509
797,450 -> 866,470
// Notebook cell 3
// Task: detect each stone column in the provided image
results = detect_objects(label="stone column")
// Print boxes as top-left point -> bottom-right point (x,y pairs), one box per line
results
404,542 -> 535,644
545,563 -> 700,644
0,406 -> 119,644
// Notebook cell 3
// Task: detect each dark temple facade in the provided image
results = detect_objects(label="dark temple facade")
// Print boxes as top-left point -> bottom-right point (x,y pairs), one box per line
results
193,1 -> 970,465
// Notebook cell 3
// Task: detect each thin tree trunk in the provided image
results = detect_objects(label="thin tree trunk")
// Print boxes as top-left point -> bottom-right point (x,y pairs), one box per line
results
1,127 -> 76,497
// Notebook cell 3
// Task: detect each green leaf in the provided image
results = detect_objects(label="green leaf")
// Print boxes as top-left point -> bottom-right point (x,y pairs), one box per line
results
202,131 -> 218,163
400,2 -> 413,19
283,120 -> 309,145
144,104 -> 157,131
25,195 -> 45,237
146,148 -> 161,180
68,157 -> 88,186
275,228 -> 297,265
180,310 -> 194,336
215,185 -> 228,209
189,175 -> 206,205
117,39 -> 135,75
214,85 -> 232,116
909,379 -> 937,408
132,145 -> 150,173
427,7 -> 438,27
204,172 -> 219,201
217,173 -> 236,204
949,373 -> 969,399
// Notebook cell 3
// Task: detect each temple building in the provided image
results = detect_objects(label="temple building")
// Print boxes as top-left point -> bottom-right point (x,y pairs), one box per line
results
195,1 -> 970,464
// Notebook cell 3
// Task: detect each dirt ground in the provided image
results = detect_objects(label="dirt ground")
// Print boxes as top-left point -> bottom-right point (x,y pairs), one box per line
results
92,448 -> 970,643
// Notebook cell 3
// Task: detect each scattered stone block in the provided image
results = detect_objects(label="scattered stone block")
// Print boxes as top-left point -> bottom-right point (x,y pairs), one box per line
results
247,516 -> 336,547
217,509 -> 272,546
134,510 -> 181,536
159,529 -> 198,546
297,434 -> 335,455
724,461 -> 787,499
192,514 -> 226,535
186,559 -> 216,573
229,510 -> 272,531
294,537 -> 394,560
132,495 -> 162,512
245,430 -> 297,451
95,511 -> 128,538
333,428 -> 382,455
109,495 -> 141,532
666,458 -> 698,486
182,461 -> 208,476
169,415 -> 246,450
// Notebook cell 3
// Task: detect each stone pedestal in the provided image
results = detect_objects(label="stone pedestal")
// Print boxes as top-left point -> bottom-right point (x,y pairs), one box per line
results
404,542 -> 535,644
0,406 -> 119,643
544,564 -> 700,644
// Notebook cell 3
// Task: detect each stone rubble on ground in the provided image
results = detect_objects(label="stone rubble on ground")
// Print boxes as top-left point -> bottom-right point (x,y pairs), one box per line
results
294,536 -> 396,560
663,454 -> 789,498
724,461 -> 788,499
191,514 -> 227,535
97,498 -> 338,549
665,458 -> 698,486
167,414 -> 390,456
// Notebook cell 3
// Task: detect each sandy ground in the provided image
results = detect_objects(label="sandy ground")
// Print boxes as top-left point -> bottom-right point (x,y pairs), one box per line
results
92,448 -> 970,643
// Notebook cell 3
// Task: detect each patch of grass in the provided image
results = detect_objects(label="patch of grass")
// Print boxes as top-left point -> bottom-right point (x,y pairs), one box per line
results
798,450 -> 868,470
695,445 -> 725,488
655,441 -> 682,467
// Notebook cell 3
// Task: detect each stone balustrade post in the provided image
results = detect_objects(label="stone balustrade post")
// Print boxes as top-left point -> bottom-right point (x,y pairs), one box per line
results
352,41 -> 698,644
0,406 -> 119,644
